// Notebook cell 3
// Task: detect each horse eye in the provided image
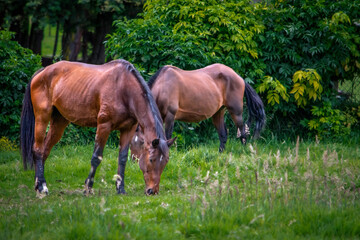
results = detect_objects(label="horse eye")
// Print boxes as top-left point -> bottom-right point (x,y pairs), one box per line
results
150,159 -> 153,163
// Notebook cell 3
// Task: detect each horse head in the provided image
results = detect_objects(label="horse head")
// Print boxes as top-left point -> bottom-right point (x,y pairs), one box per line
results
138,136 -> 176,195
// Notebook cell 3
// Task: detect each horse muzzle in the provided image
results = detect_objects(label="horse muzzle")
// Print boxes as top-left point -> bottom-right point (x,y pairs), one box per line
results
145,187 -> 158,196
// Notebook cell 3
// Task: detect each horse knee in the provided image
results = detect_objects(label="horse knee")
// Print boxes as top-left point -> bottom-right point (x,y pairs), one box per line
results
91,155 -> 103,168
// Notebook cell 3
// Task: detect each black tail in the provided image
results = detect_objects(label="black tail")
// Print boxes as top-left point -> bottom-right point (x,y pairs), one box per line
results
244,82 -> 266,139
20,68 -> 43,170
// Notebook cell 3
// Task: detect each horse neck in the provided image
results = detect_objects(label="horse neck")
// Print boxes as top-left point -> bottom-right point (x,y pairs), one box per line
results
130,92 -> 162,143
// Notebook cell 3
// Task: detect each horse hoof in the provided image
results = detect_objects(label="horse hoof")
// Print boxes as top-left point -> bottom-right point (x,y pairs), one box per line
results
35,182 -> 49,197
36,188 -> 48,199
117,188 -> 127,195
84,188 -> 94,195
42,185 -> 49,194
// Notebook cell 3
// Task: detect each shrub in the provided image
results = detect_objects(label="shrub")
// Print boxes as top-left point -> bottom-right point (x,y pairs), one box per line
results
106,0 -> 265,80
0,30 -> 42,142
290,69 -> 323,108
0,136 -> 18,151
301,101 -> 357,139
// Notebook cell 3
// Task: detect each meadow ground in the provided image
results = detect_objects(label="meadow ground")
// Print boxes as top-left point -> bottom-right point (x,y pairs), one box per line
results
0,138 -> 359,239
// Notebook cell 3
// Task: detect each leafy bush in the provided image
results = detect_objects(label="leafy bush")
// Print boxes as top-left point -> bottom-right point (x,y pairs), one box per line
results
105,0 -> 360,142
301,101 -> 357,139
0,136 -> 18,151
256,76 -> 289,106
290,69 -> 323,108
256,0 -> 360,139
106,0 -> 265,80
0,30 -> 42,141
258,0 -> 360,113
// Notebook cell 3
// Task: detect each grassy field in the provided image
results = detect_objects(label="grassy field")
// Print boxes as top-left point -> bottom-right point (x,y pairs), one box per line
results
1,138 -> 359,239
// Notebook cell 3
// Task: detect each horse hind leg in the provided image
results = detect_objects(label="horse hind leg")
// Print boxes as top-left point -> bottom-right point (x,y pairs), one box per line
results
43,108 -> 70,161
84,122 -> 112,195
32,104 -> 52,195
32,109 -> 69,197
212,108 -> 228,152
228,107 -> 247,145
237,116 -> 251,138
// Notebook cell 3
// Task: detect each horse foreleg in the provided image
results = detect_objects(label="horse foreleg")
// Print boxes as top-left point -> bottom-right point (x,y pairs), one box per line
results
164,113 -> 175,140
116,125 -> 137,194
84,122 -> 111,195
116,144 -> 129,194
212,108 -> 228,152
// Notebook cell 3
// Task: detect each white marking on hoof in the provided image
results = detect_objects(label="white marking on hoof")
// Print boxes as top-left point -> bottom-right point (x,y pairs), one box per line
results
134,136 -> 138,142
245,124 -> 250,136
36,183 -> 48,199
237,128 -> 241,138
42,183 -> 49,194
113,174 -> 122,181
35,177 -> 39,188
98,156 -> 103,161
113,174 -> 122,190
160,155 -> 163,162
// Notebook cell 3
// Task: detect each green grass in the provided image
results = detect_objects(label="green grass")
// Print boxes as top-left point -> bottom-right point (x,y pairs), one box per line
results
1,138 -> 360,239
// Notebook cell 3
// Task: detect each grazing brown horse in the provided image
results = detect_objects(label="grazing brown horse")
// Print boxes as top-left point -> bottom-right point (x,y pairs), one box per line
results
20,59 -> 175,196
130,63 -> 265,157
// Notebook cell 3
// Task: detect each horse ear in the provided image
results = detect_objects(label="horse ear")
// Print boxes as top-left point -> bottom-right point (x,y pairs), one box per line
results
152,139 -> 160,148
167,137 -> 177,147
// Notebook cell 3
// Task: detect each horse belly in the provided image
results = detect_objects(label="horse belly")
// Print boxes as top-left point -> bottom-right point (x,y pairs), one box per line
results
52,84 -> 99,127
55,100 -> 98,127
176,97 -> 221,122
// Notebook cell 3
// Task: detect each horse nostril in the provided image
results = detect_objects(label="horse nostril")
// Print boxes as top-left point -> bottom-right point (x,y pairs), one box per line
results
146,188 -> 153,195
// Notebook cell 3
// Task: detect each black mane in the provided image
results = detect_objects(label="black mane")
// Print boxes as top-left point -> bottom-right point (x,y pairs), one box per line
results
148,66 -> 168,89
111,60 -> 165,140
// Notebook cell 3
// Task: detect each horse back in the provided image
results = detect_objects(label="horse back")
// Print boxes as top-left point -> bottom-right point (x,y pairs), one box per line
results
152,64 -> 244,122
30,61 -> 131,127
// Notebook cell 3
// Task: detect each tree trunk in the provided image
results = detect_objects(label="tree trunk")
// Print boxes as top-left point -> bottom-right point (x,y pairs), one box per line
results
81,30 -> 90,62
69,26 -> 83,61
9,17 -> 29,48
7,1 -> 29,48
87,13 -> 113,64
0,5 -> 5,27
61,20 -> 73,60
52,21 -> 60,59
29,21 -> 44,55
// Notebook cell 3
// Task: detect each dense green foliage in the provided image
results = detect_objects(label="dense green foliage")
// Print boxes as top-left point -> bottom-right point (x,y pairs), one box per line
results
0,31 -> 42,140
1,139 -> 359,238
106,0 -> 265,79
106,0 -> 360,141
259,0 -> 360,116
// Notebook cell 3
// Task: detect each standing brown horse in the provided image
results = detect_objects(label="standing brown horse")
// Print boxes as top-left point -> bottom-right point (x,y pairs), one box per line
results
130,63 -> 265,156
20,59 -> 176,196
